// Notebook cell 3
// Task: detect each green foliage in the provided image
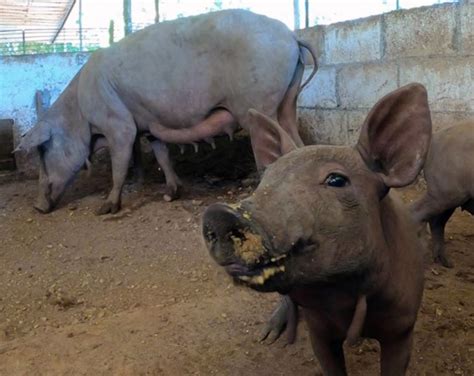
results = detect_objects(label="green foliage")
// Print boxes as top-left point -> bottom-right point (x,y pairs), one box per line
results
0,41 -> 100,56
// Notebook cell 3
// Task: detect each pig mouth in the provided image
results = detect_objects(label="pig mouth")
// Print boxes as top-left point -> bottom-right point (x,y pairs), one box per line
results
202,202 -> 316,289
224,237 -> 316,288
224,253 -> 288,286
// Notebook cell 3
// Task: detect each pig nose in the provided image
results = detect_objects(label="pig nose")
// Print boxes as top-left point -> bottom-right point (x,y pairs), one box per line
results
34,196 -> 53,214
202,203 -> 246,264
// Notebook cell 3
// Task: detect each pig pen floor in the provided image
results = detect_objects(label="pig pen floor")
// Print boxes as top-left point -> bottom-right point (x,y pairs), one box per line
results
0,169 -> 473,376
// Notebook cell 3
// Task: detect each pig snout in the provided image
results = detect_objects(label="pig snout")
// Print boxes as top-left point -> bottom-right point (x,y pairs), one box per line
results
34,188 -> 54,214
34,179 -> 64,214
202,203 -> 288,289
34,199 -> 52,214
203,203 -> 266,265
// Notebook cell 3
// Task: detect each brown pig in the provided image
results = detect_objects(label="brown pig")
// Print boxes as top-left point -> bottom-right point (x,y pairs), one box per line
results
410,121 -> 474,268
202,83 -> 432,375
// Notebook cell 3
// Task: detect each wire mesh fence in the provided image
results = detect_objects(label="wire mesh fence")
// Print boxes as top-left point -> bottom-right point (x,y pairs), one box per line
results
0,23 -> 151,56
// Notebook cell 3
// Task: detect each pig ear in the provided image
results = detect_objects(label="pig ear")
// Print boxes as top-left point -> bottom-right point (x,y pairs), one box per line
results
356,83 -> 432,188
13,121 -> 51,153
247,109 -> 298,170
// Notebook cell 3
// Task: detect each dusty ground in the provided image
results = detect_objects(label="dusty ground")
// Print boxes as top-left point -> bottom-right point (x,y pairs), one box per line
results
0,151 -> 472,375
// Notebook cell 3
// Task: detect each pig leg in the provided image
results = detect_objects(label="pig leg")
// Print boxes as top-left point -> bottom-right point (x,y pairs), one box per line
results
409,192 -> 441,224
410,193 -> 455,266
305,315 -> 347,375
96,122 -> 137,215
308,335 -> 346,375
260,295 -> 298,344
429,208 -> 455,268
380,331 -> 414,376
150,139 -> 182,202
132,135 -> 145,183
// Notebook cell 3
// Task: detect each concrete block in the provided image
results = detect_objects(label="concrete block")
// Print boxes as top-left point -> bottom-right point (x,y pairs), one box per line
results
345,110 -> 368,146
324,16 -> 382,64
338,63 -> 398,109
430,111 -> 474,132
384,5 -> 457,58
298,66 -> 337,109
399,57 -> 474,112
460,4 -> 474,53
298,109 -> 348,145
296,26 -> 325,64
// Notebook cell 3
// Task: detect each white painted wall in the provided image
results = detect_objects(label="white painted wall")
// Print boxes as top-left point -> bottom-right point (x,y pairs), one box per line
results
0,52 -> 90,142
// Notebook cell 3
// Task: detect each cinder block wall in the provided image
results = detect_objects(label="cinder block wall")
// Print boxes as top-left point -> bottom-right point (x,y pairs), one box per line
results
296,1 -> 474,145
0,53 -> 90,173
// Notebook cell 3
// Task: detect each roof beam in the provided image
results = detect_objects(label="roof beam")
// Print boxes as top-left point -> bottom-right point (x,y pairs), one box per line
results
50,0 -> 76,43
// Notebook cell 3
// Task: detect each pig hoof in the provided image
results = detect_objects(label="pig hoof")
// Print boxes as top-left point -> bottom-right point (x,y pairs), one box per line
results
259,322 -> 285,344
96,201 -> 121,215
435,255 -> 453,268
163,187 -> 180,202
346,337 -> 364,348
260,296 -> 297,345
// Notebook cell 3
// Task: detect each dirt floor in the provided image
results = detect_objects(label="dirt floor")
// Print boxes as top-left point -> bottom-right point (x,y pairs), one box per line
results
0,151 -> 473,376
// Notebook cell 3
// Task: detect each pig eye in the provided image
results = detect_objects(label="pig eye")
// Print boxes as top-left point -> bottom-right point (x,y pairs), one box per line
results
325,173 -> 349,187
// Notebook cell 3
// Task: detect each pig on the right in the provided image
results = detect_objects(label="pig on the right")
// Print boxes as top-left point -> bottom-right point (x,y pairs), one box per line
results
410,121 -> 474,268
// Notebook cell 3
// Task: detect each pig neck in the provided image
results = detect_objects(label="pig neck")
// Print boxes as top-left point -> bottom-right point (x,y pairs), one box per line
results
373,192 -> 424,299
47,74 -> 90,144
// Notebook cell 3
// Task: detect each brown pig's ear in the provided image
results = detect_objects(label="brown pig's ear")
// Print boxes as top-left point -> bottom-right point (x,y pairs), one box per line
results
356,83 -> 432,188
247,109 -> 298,170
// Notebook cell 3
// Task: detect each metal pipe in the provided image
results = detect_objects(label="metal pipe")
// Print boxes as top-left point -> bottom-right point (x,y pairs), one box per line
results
155,0 -> 160,23
305,0 -> 309,28
124,0 -> 132,35
22,30 -> 25,54
79,0 -> 83,51
293,0 -> 300,29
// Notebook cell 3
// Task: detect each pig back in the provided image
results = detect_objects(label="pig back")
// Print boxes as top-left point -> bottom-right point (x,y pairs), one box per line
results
78,10 -> 300,130
424,121 -> 474,200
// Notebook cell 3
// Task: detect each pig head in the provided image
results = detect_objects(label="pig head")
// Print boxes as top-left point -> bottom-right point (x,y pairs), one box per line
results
202,83 -> 431,375
14,73 -> 91,213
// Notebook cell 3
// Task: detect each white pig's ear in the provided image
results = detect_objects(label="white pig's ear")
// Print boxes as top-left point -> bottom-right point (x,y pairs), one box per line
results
13,121 -> 51,153
247,109 -> 298,170
356,83 -> 432,188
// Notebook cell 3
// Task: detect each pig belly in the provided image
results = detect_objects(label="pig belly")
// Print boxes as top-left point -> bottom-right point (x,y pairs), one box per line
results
149,109 -> 238,144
